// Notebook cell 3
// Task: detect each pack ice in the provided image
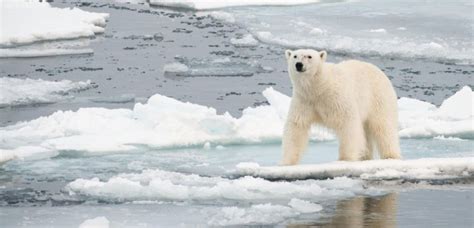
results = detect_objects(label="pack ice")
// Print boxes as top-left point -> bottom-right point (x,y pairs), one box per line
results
0,0 -> 109,47
0,86 -> 472,163
0,77 -> 93,108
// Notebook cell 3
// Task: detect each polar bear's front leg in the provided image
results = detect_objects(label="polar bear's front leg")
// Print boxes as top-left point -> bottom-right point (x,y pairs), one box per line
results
280,100 -> 312,166
281,120 -> 310,165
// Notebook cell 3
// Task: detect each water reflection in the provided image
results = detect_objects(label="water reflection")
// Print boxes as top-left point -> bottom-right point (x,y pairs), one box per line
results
289,193 -> 398,228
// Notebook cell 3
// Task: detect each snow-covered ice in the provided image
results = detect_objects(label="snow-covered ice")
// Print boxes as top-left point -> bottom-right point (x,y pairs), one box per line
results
0,86 -> 472,163
163,62 -> 189,73
230,34 -> 259,47
0,0 -> 109,47
208,203 -> 298,226
221,0 -> 473,64
78,216 -> 110,228
0,77 -> 93,108
149,0 -> 322,10
66,168 -> 365,201
236,157 -> 474,181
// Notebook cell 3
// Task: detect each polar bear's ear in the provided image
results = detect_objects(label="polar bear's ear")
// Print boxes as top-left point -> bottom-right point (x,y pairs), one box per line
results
285,50 -> 292,60
319,51 -> 327,62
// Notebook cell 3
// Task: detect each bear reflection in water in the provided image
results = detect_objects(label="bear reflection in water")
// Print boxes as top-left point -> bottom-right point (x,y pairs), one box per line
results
288,193 -> 398,228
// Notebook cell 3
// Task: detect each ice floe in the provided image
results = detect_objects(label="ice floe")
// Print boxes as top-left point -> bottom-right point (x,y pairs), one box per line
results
164,57 -> 272,77
66,168 -> 365,202
0,48 -> 93,58
0,77 -> 93,108
149,0 -> 322,10
208,203 -> 298,226
0,0 -> 109,47
236,157 -> 474,181
230,34 -> 259,47
0,86 -> 472,163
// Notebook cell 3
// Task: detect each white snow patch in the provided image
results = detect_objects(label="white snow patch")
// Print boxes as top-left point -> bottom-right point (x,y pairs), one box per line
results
0,0 -> 109,47
149,0 -> 321,10
236,157 -> 474,181
230,34 -> 259,47
0,86 -> 472,162
0,77 -> 93,108
78,216 -> 110,228
163,62 -> 189,73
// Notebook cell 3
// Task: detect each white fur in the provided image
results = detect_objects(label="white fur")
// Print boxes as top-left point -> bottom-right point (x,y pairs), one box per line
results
281,49 -> 401,165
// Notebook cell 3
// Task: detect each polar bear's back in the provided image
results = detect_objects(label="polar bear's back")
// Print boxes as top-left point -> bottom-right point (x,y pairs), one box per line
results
334,60 -> 398,121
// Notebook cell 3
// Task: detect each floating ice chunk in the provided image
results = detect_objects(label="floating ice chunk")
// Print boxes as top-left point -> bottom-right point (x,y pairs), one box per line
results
163,62 -> 189,73
205,11 -> 236,23
0,48 -> 93,58
397,27 -> 407,31
288,198 -> 323,213
89,94 -> 136,104
0,0 -> 109,47
0,77 -> 93,107
437,86 -> 473,120
149,0 -> 322,10
208,204 -> 297,226
78,216 -> 110,228
398,86 -> 474,138
369,28 -> 387,33
236,157 -> 474,181
66,169 -> 364,202
230,34 -> 259,47
434,136 -> 466,141
309,28 -> 327,35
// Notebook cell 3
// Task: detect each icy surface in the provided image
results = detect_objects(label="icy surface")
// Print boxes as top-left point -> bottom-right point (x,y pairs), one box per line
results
222,0 -> 473,64
230,34 -> 259,47
78,216 -> 110,228
66,168 -> 364,201
0,86 -> 472,163
236,157 -> 474,181
208,203 -> 298,226
0,0 -> 109,47
0,77 -> 93,108
149,0 -> 321,10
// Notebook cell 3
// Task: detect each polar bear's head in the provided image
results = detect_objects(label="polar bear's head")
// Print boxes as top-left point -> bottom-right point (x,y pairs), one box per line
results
285,49 -> 327,77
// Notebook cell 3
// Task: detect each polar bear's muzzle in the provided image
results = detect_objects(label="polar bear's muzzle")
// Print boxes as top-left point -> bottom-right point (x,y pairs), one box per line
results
295,62 -> 305,72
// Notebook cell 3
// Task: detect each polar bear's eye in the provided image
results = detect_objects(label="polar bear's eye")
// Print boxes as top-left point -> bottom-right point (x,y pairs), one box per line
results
308,55 -> 312,59
293,55 -> 297,59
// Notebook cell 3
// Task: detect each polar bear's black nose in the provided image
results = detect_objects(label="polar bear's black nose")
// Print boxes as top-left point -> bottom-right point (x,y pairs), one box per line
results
295,62 -> 304,72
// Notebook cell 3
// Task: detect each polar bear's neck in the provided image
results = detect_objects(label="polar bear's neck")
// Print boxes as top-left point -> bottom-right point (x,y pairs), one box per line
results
292,62 -> 335,101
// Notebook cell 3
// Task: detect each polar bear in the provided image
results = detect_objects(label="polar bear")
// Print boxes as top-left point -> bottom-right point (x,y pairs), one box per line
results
281,49 -> 401,165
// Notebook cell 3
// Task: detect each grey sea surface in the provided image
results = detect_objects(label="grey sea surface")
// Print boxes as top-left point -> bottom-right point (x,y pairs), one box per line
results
0,0 -> 473,227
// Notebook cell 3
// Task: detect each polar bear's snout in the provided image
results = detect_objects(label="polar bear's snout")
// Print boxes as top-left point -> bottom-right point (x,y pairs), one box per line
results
295,62 -> 304,72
